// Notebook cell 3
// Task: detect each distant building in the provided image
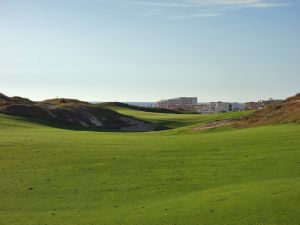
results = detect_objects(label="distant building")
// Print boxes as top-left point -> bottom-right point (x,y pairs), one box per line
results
244,102 -> 263,110
157,97 -> 198,110
195,102 -> 245,114
244,98 -> 282,110
194,103 -> 210,113
260,98 -> 282,106
207,102 -> 232,113
126,102 -> 156,108
231,102 -> 245,111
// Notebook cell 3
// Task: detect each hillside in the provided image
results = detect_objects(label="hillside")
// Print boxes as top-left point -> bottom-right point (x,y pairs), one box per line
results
233,93 -> 300,127
0,94 -> 158,131
193,93 -> 299,131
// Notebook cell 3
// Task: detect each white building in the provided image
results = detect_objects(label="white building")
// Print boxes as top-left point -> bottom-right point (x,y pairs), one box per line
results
196,102 -> 245,114
231,102 -> 245,111
157,97 -> 198,110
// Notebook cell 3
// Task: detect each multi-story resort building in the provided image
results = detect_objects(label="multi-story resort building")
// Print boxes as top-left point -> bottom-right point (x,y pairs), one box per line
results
157,97 -> 198,110
157,97 -> 246,113
156,96 -> 279,113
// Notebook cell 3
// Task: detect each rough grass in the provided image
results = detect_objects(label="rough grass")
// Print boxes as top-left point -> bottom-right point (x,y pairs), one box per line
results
0,112 -> 300,225
233,93 -> 300,127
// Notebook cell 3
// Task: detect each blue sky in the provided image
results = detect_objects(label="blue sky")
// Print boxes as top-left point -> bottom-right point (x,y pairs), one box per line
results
1,0 -> 299,102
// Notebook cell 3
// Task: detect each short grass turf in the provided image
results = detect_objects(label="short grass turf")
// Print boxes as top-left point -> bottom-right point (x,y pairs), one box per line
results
0,113 -> 300,225
104,105 -> 252,129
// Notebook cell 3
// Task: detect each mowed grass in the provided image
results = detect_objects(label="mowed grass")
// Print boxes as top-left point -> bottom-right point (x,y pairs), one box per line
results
104,105 -> 253,129
0,112 -> 300,225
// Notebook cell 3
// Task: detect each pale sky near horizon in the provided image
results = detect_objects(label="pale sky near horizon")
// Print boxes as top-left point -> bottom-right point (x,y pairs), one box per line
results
1,0 -> 300,102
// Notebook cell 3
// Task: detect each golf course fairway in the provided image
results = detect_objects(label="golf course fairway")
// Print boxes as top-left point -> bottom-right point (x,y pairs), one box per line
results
0,111 -> 299,225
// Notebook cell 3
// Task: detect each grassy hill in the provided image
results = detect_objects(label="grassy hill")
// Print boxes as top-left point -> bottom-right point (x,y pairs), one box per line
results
102,103 -> 252,129
0,110 -> 300,225
234,93 -> 300,127
0,94 -> 159,132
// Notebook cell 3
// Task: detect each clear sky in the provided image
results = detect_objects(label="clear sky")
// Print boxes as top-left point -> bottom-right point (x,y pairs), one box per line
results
1,0 -> 299,102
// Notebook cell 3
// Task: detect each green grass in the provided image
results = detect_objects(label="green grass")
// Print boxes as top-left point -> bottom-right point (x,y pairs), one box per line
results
0,112 -> 300,225
105,105 -> 253,129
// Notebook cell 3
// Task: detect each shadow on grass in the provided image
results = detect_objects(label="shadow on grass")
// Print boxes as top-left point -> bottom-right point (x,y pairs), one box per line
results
4,113 -> 170,133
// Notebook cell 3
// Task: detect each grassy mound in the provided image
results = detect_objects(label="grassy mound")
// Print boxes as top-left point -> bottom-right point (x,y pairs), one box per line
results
233,93 -> 300,127
0,94 -> 158,131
